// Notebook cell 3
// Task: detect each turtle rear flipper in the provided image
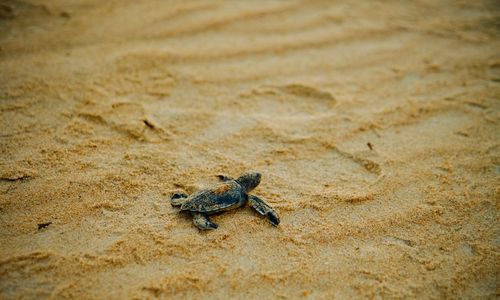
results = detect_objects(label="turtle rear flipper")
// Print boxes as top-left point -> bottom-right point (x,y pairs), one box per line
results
248,195 -> 280,226
171,193 -> 189,206
192,212 -> 218,230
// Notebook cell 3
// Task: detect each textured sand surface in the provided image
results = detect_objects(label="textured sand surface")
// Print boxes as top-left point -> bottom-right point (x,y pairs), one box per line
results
1,0 -> 499,299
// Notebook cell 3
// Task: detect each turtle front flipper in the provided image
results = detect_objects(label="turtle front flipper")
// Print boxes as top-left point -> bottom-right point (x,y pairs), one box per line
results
216,174 -> 233,182
192,212 -> 218,230
171,193 -> 189,206
248,195 -> 280,226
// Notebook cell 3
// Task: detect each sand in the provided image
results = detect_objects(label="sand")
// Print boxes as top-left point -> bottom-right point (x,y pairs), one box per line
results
0,0 -> 499,299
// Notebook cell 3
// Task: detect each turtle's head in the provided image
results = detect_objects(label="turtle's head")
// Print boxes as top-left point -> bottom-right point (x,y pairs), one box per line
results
236,172 -> 261,192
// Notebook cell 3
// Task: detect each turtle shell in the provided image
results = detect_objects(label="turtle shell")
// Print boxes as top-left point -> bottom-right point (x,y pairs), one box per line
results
180,181 -> 246,213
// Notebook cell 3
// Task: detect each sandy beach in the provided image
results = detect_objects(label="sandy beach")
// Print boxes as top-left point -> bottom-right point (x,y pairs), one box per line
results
0,0 -> 499,298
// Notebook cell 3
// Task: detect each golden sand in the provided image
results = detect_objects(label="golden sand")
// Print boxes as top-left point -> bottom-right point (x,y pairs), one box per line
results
0,0 -> 499,299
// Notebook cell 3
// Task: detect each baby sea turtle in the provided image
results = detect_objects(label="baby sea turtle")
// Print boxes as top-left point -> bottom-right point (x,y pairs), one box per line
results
171,172 -> 280,230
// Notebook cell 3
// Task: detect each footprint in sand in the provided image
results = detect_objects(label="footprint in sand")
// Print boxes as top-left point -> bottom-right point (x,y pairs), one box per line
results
240,83 -> 337,116
191,83 -> 337,143
79,102 -> 169,142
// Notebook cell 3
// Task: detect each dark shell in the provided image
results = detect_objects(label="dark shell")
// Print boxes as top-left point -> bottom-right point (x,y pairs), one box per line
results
180,181 -> 246,213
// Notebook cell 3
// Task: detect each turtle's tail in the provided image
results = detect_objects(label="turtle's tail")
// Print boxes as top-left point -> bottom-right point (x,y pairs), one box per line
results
170,193 -> 189,207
